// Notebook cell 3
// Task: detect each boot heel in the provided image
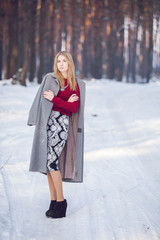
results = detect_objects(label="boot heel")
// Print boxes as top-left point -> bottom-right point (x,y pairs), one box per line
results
62,204 -> 67,217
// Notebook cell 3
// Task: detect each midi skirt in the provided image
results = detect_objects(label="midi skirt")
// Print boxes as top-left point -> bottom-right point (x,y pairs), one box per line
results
46,110 -> 69,172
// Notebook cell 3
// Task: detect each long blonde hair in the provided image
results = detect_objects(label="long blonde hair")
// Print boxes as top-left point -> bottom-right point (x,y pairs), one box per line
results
54,51 -> 77,91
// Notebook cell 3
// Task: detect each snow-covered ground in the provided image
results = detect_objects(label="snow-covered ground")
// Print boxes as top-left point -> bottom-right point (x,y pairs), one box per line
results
0,78 -> 160,240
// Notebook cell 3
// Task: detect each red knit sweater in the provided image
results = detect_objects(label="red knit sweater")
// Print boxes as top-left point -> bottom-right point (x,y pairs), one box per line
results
52,79 -> 80,116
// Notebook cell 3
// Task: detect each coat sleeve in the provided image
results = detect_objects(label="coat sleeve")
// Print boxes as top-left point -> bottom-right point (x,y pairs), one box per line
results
27,74 -> 60,126
27,77 -> 46,126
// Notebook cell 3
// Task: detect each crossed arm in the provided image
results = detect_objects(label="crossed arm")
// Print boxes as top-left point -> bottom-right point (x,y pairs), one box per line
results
43,90 -> 79,103
43,90 -> 79,113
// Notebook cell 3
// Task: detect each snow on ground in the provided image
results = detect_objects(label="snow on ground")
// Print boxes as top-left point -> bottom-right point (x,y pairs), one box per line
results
0,78 -> 160,240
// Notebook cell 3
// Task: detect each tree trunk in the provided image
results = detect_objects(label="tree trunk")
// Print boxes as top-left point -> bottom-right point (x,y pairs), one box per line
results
10,0 -> 19,77
106,0 -> 117,80
53,0 -> 62,55
71,0 -> 83,77
81,0 -> 93,78
29,0 -> 38,82
48,0 -> 55,72
91,0 -> 103,79
0,0 -> 6,79
17,0 -> 24,70
4,0 -> 11,79
37,0 -> 46,83
21,42 -> 29,86
115,0 -> 125,82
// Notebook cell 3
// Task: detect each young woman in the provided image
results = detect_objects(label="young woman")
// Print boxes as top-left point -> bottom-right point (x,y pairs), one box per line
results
27,51 -> 85,219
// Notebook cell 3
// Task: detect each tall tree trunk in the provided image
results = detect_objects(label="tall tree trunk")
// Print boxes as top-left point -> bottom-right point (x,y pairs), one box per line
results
4,0 -> 11,79
82,0 -> 92,78
145,0 -> 153,83
152,0 -> 160,77
29,0 -> 38,82
114,0 -> 124,82
63,0 -> 73,53
17,0 -> 24,70
101,0 -> 109,78
21,42 -> 29,86
53,0 -> 62,55
4,0 -> 19,79
126,0 -> 135,82
91,0 -> 103,79
0,0 -> 6,79
48,0 -> 55,72
71,0 -> 83,77
43,0 -> 51,74
106,0 -> 117,79
21,0 -> 34,86
132,16 -> 139,83
9,0 -> 19,77
37,0 -> 46,83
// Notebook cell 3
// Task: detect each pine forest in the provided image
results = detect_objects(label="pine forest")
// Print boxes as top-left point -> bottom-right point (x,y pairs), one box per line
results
0,0 -> 160,85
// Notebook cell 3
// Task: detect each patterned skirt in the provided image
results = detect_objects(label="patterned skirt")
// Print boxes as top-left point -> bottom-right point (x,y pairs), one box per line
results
46,111 -> 69,172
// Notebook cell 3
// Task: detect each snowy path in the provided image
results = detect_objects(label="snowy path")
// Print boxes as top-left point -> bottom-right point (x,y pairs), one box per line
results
0,79 -> 160,240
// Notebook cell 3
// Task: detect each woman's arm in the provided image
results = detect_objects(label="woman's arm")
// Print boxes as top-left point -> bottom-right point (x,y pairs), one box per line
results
43,90 -> 80,113
51,94 -> 80,113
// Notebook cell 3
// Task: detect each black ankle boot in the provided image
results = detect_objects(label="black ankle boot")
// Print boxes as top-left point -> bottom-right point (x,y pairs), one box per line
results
49,199 -> 67,218
45,200 -> 56,217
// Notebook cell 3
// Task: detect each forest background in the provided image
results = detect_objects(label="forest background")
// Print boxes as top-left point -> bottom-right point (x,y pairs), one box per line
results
0,0 -> 160,85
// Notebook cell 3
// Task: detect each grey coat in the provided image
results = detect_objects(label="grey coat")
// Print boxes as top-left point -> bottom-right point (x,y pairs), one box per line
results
27,72 -> 85,182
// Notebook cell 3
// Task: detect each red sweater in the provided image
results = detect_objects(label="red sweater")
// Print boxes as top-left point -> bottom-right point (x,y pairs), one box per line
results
52,79 -> 80,116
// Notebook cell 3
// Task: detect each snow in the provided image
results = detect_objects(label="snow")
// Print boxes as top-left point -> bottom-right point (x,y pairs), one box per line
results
0,79 -> 160,240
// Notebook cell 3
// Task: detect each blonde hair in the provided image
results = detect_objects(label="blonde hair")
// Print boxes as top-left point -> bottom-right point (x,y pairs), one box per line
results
54,51 -> 77,91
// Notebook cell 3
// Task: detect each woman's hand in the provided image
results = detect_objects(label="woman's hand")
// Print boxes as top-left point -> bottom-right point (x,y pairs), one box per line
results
68,94 -> 79,103
43,90 -> 54,101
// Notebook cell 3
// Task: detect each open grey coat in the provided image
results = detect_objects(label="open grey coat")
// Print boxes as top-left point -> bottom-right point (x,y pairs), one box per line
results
27,72 -> 85,182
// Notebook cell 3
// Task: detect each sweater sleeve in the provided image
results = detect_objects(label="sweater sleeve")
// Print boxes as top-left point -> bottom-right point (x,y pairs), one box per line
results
51,87 -> 80,113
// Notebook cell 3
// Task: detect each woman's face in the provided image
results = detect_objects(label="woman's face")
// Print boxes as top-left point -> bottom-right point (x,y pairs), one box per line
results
57,55 -> 69,76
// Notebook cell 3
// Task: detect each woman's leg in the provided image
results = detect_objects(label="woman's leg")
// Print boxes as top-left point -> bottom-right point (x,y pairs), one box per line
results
46,172 -> 57,217
47,171 -> 67,218
47,172 -> 57,200
50,170 -> 64,202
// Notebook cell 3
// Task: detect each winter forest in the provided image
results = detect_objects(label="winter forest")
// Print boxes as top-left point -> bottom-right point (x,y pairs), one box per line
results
0,0 -> 160,85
